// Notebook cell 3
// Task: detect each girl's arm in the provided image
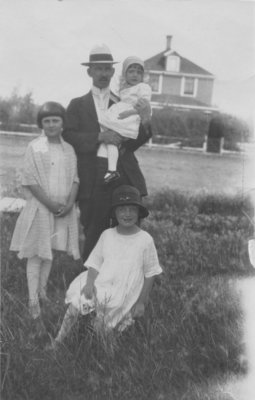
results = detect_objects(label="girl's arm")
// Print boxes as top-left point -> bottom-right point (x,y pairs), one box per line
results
131,276 -> 155,318
56,182 -> 79,217
81,267 -> 99,299
25,184 -> 65,214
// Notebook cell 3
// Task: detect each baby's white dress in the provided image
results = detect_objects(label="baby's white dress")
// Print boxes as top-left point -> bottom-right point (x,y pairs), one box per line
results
66,227 -> 162,330
98,82 -> 152,139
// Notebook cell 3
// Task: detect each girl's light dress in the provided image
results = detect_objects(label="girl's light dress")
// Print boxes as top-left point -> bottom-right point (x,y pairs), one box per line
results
98,82 -> 152,139
10,134 -> 80,261
66,227 -> 162,330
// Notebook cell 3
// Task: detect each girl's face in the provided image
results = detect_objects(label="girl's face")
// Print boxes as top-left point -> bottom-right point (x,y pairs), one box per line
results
115,204 -> 139,230
41,116 -> 63,142
125,64 -> 144,86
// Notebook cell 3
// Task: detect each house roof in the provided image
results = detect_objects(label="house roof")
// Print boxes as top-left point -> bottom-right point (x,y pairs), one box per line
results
145,50 -> 213,76
151,93 -> 213,108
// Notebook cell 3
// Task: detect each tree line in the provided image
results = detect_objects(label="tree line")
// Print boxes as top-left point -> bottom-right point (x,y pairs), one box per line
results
0,90 -> 252,150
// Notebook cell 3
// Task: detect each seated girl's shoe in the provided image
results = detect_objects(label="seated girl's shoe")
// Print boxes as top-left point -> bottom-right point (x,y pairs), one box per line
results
104,171 -> 120,185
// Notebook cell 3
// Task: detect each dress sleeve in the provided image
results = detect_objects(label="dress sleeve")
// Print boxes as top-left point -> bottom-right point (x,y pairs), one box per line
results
70,146 -> 79,184
143,237 -> 162,278
138,83 -> 152,102
22,144 -> 39,186
85,232 -> 104,272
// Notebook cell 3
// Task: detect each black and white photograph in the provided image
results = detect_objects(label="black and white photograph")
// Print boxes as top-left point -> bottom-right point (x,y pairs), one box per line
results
0,1 -> 254,399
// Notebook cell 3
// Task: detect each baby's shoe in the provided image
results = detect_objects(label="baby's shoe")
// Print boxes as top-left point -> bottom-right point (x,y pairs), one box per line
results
104,171 -> 120,185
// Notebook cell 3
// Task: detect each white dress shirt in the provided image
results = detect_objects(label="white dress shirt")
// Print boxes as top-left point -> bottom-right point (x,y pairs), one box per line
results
91,85 -> 110,123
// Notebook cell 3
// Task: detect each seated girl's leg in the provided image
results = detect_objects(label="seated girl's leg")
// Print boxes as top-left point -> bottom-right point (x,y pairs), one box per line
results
54,304 -> 80,343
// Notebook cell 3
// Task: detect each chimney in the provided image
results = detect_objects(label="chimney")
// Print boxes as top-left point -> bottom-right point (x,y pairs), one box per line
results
166,35 -> 172,50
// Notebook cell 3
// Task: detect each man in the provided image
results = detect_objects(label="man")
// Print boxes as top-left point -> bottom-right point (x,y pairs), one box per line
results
63,44 -> 152,261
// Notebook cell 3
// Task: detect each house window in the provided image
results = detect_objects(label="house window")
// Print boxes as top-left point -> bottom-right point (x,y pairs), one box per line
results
166,55 -> 180,72
149,74 -> 160,93
183,77 -> 196,95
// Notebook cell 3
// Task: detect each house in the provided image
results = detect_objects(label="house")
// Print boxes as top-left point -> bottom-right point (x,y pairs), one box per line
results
144,36 -> 216,112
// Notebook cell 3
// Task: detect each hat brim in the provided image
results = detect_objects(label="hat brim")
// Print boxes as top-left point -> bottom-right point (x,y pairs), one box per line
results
111,202 -> 149,219
81,61 -> 119,66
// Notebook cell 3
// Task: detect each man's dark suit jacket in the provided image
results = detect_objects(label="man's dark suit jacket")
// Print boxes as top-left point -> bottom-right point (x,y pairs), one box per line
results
63,91 -> 151,201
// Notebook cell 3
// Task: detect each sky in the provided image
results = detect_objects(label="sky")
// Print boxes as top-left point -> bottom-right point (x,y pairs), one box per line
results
0,0 -> 254,119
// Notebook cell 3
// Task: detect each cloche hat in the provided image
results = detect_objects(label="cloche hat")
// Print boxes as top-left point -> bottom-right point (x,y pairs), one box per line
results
122,56 -> 144,77
37,101 -> 66,129
81,44 -> 118,66
111,185 -> 149,219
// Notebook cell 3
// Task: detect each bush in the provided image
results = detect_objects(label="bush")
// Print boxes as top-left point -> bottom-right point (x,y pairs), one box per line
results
0,89 -> 40,132
151,108 -> 252,150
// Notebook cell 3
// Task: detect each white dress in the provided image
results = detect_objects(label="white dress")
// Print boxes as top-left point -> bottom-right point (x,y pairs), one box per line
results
66,227 -> 162,330
48,143 -> 68,251
98,82 -> 152,139
10,135 -> 80,261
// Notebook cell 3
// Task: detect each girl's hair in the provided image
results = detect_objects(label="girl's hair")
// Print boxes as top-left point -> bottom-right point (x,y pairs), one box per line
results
37,102 -> 66,129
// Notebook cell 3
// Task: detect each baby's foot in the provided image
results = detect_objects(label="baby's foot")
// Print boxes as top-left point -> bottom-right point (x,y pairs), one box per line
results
104,171 -> 120,185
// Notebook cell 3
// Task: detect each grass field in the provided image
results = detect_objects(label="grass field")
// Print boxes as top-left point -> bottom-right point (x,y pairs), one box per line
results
1,188 -> 254,400
137,146 -> 252,195
0,133 -> 253,197
1,134 -> 255,399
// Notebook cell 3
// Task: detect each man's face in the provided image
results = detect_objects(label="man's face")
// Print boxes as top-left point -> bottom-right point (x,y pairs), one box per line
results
88,63 -> 115,89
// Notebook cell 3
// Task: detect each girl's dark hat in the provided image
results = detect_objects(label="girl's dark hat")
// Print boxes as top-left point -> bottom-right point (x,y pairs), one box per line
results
37,102 -> 66,129
81,44 -> 118,66
111,185 -> 149,218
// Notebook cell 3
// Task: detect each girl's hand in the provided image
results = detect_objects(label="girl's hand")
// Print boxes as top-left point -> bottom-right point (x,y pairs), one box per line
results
49,201 -> 66,215
82,283 -> 95,300
131,302 -> 145,318
55,202 -> 73,217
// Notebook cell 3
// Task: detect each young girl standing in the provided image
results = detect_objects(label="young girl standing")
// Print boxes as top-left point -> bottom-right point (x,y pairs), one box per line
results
48,185 -> 162,348
10,102 -> 80,331
97,56 -> 152,185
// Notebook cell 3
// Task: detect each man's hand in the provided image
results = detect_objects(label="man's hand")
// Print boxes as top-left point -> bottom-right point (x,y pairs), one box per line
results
118,109 -> 137,119
98,130 -> 123,146
134,98 -> 151,124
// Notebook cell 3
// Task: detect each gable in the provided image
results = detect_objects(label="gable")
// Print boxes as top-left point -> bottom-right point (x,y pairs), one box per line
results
145,51 -> 213,77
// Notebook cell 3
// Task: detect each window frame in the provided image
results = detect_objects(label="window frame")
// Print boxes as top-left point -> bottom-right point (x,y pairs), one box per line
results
181,77 -> 198,97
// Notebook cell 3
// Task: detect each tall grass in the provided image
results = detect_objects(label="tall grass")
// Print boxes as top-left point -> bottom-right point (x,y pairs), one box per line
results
1,189 -> 254,400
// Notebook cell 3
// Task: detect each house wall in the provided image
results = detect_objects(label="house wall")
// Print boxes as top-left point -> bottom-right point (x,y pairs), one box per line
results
161,75 -> 182,95
149,72 -> 214,107
196,79 -> 214,105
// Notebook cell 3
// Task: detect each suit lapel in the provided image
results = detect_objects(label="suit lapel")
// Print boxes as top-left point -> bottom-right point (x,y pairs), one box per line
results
82,91 -> 98,121
82,89 -> 120,118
